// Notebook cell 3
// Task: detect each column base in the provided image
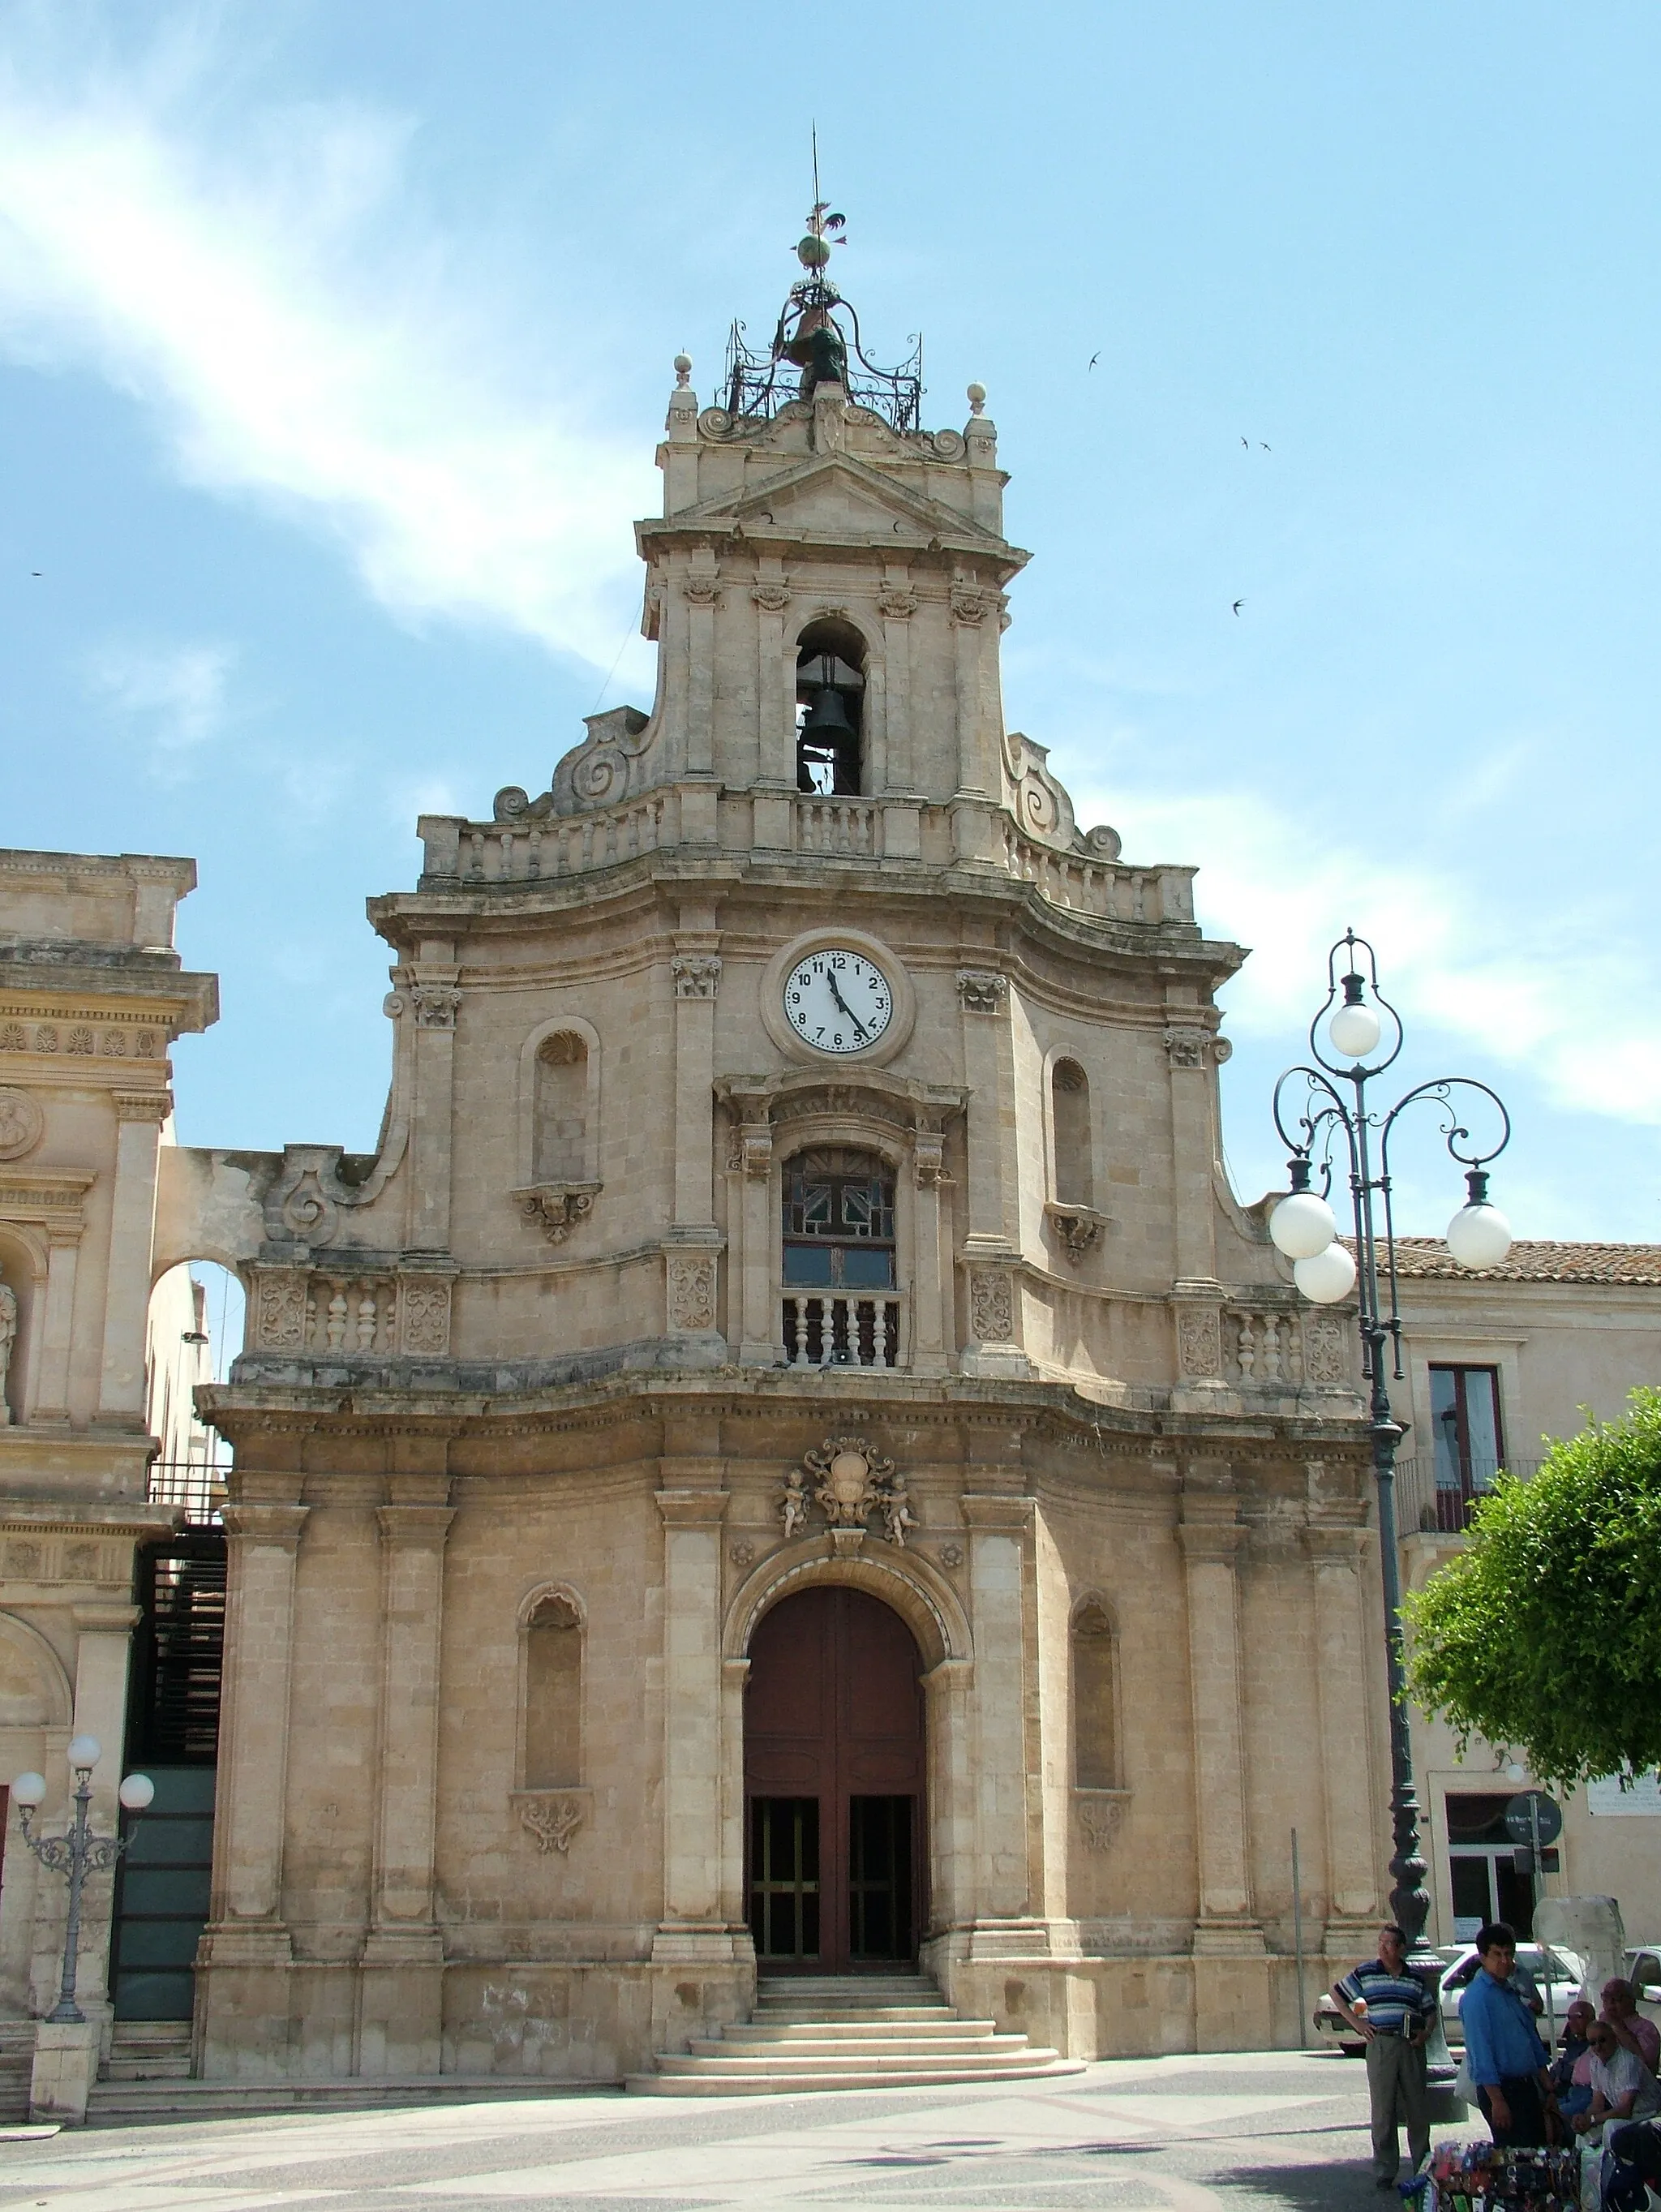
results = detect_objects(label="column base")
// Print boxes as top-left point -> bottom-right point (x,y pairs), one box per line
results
195,1921 -> 294,2078
648,1926 -> 754,2057
30,2020 -> 99,2126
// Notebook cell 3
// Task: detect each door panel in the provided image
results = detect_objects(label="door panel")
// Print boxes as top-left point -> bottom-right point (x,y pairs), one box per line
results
745,1587 -> 924,1971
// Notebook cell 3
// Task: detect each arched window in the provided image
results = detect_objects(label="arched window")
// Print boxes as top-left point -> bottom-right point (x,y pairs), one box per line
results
522,1591 -> 582,1789
533,1033 -> 589,1185
795,618 -> 867,796
1051,1059 -> 1093,1207
781,1148 -> 899,1369
1071,1600 -> 1119,1789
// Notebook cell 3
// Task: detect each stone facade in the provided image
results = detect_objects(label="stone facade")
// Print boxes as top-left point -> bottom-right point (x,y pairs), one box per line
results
150,333 -> 1399,2081
0,850 -> 217,2051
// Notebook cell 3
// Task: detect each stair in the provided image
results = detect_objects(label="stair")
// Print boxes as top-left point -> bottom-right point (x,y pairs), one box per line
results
627,1972 -> 1085,2095
101,2021 -> 193,2081
84,2075 -> 590,2124
0,2021 -> 33,2124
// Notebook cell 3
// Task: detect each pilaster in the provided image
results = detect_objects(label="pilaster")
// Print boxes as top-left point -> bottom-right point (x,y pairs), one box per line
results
407,956 -> 459,1254
1303,1519 -> 1382,1924
97,1089 -> 170,1422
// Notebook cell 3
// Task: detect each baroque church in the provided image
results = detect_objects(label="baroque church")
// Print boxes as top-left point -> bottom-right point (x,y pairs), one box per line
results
0,218 -> 1394,2098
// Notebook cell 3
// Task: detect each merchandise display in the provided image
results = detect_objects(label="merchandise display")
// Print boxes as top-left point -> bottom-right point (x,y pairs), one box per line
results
1412,2141 -> 1591,2211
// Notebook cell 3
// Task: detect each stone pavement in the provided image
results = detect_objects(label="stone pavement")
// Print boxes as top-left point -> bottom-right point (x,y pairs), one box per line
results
0,2049 -> 1474,2210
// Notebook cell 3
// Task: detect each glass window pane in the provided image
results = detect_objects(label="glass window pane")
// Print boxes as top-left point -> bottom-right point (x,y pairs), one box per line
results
1430,1367 -> 1461,1489
1465,1370 -> 1503,1481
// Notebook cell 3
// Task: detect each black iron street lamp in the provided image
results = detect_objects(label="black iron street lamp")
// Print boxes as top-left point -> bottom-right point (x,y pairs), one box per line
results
1270,930 -> 1513,2059
11,1737 -> 154,2024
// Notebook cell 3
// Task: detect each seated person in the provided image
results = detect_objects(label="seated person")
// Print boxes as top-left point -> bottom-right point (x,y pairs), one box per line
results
1548,1999 -> 1597,2121
1602,1978 -> 1661,2075
1571,2019 -> 1661,2142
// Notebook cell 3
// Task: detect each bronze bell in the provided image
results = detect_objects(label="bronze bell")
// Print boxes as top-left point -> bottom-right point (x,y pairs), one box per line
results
800,682 -> 855,739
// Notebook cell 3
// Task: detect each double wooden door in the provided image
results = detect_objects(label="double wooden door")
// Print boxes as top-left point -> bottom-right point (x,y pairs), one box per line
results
745,1587 -> 925,1972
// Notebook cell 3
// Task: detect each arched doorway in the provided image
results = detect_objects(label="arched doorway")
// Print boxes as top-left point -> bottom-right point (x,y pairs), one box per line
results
745,1586 -> 924,1974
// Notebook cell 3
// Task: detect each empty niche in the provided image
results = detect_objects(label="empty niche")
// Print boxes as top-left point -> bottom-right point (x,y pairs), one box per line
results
521,1591 -> 582,1789
533,1033 -> 589,1184
1051,1058 -> 1093,1207
1071,1599 -> 1119,1789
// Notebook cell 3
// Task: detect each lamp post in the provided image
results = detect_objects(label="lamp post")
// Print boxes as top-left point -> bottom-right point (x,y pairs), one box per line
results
11,1739 -> 154,2023
1270,930 -> 1512,2067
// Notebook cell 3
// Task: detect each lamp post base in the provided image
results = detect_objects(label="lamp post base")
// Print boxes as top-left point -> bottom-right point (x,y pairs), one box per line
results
29,2018 -> 100,2126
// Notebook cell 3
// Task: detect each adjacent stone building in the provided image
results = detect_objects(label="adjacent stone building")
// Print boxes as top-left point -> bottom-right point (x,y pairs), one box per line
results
154,256 -> 1397,2084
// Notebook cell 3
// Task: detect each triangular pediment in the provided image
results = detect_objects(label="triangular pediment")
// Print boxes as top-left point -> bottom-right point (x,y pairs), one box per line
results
655,453 -> 1014,555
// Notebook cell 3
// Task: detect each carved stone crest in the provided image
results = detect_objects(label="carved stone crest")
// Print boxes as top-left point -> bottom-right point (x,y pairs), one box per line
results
782,1437 -> 914,1548
0,1088 -> 45,1162
1075,1788 -> 1132,1852
517,1793 -> 586,1854
1303,1312 -> 1350,1388
667,1250 -> 718,1333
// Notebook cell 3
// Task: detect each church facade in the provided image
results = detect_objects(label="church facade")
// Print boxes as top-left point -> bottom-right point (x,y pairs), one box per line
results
135,254 -> 1394,2081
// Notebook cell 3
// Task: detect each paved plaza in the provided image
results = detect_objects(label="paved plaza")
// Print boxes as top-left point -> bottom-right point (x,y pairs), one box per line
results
0,2050 -> 1474,2210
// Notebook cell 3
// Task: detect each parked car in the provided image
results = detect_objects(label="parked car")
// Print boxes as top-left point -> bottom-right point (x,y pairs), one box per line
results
1311,1943 -> 1585,2056
1626,1948 -> 1661,2004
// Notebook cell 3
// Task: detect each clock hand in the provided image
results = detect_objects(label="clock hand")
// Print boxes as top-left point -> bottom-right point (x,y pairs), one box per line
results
825,973 -> 869,1038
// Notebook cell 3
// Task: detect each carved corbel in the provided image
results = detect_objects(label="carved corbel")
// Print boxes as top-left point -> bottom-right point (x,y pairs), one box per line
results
512,1183 -> 601,1243
1043,1202 -> 1108,1265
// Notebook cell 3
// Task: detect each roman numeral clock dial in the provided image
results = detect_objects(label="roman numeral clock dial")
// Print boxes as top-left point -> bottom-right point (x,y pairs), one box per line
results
783,950 -> 893,1054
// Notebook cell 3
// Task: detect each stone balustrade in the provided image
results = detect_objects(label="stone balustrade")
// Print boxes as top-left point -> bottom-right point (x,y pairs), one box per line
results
781,1291 -> 903,1371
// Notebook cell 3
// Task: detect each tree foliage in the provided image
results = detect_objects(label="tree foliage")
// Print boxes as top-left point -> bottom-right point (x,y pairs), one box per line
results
1403,1388 -> 1661,1791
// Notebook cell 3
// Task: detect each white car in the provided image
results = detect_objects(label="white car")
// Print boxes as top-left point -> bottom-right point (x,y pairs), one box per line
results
1311,1943 -> 1584,2056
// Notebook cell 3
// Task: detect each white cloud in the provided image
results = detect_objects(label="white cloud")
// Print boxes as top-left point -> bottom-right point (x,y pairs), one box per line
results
88,637 -> 235,754
0,27 -> 650,663
1082,775 -> 1661,1132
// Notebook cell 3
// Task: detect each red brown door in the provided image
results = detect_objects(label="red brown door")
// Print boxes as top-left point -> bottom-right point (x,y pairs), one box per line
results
745,1587 -> 925,1973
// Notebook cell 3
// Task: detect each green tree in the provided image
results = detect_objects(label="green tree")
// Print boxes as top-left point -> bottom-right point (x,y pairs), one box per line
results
1403,1387 -> 1661,1791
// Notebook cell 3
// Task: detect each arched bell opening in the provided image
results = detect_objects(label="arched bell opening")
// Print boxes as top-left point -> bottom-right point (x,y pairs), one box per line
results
743,1585 -> 925,1973
794,617 -> 867,796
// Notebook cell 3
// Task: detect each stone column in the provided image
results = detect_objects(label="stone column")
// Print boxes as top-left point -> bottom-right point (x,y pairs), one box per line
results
197,1497 -> 307,2077
407,963 -> 460,1255
97,1090 -> 170,1423
909,1128 -> 949,1375
1304,1521 -> 1383,1930
751,573 -> 792,793
359,1488 -> 454,2077
1163,1020 -> 1226,1288
878,575 -> 916,794
650,1455 -> 749,2053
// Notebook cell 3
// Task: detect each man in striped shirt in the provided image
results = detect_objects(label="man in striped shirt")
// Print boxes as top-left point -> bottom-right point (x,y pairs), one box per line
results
1333,1923 -> 1437,2188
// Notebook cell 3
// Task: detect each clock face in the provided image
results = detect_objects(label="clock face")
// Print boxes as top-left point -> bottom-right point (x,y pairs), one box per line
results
783,949 -> 894,1054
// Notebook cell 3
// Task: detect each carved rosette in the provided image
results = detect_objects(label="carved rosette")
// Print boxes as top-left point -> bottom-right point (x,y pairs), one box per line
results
672,955 -> 723,1001
781,1437 -> 914,1548
956,970 -> 1008,1015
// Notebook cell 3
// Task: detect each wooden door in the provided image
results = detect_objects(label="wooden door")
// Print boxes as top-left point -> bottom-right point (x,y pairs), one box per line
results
745,1587 -> 925,1972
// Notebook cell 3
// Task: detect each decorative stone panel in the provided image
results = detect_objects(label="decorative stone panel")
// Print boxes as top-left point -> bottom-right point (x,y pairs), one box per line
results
248,1264 -> 454,1358
968,1267 -> 1015,1345
666,1249 -> 718,1334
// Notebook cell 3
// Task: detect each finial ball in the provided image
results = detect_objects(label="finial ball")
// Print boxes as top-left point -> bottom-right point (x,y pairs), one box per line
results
797,234 -> 831,269
967,382 -> 987,415
673,354 -> 692,388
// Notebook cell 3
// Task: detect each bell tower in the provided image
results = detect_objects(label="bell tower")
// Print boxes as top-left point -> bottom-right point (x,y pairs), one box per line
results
504,204 -> 1096,870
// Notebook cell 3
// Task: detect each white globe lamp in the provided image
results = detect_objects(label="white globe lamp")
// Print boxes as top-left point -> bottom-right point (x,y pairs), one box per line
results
1446,1171 -> 1512,1270
1269,1187 -> 1340,1261
118,1772 -> 156,1812
67,1734 -> 101,1772
1294,1241 -> 1358,1304
10,1772 -> 46,1808
1328,975 -> 1382,1061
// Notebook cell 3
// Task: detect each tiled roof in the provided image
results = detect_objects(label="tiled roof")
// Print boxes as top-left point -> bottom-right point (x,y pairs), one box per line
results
1380,1238 -> 1661,1286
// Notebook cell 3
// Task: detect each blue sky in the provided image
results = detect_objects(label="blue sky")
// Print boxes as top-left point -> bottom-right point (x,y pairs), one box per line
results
2,2 -> 1659,1239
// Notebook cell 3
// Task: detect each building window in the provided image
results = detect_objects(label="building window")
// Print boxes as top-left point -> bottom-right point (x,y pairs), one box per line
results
522,1591 -> 582,1789
1071,1600 -> 1119,1789
1051,1059 -> 1093,1206
533,1033 -> 589,1185
781,1147 -> 899,1368
795,618 -> 866,796
1444,1792 -> 1554,1941
1430,1365 -> 1504,1532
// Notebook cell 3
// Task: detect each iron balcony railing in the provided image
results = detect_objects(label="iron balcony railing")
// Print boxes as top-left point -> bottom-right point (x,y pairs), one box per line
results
146,1459 -> 228,1528
1393,1454 -> 1545,1536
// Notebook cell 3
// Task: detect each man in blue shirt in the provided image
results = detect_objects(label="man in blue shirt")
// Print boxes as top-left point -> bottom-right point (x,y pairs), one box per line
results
1333,1922 -> 1437,2188
1460,1921 -> 1554,2148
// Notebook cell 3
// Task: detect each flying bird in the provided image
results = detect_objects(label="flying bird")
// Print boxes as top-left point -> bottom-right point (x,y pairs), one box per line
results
1260,442 -> 1270,451
1232,599 -> 1244,616
1241,436 -> 1248,448
1088,352 -> 1100,370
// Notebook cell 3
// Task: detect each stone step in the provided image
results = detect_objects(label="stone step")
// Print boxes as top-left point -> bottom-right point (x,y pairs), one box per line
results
719,2017 -> 1001,2042
84,2077 -> 590,2123
692,2032 -> 1028,2060
101,2021 -> 195,2082
652,2044 -> 1067,2077
626,2055 -> 1087,2097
